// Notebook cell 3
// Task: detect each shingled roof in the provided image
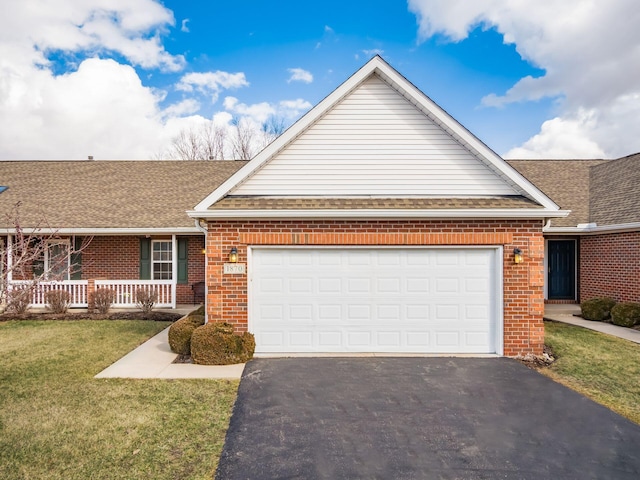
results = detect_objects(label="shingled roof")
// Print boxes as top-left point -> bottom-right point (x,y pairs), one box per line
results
209,196 -> 543,210
0,160 -> 247,230
590,153 -> 640,225
507,159 -> 609,227
509,155 -> 640,229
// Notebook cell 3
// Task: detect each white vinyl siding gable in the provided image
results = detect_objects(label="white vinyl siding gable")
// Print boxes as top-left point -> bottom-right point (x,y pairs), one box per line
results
232,75 -> 518,197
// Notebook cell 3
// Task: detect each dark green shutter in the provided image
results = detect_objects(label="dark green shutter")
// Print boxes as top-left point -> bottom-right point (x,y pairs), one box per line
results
140,238 -> 151,279
70,236 -> 83,280
177,238 -> 188,284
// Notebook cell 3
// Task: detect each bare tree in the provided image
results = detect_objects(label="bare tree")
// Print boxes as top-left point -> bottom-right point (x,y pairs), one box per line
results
202,123 -> 227,160
159,115 -> 286,161
1,202 -> 92,313
230,117 -> 257,160
170,129 -> 202,160
261,115 -> 286,146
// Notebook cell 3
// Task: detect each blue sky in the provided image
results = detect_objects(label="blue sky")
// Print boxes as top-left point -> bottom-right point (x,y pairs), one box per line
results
1,0 -> 639,160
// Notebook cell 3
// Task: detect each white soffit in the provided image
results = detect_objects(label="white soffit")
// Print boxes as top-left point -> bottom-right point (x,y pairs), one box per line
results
190,56 -> 558,215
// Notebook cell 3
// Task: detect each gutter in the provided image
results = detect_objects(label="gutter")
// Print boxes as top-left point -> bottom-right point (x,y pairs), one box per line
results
0,227 -> 202,235
544,221 -> 640,235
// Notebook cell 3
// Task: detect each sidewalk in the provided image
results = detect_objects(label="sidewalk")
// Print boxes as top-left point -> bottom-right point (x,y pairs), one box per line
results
544,304 -> 640,344
95,327 -> 245,380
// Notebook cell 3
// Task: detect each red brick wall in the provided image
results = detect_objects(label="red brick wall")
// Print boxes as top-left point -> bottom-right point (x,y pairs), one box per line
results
205,220 -> 545,357
82,236 -> 139,279
580,232 -> 640,302
176,236 -> 206,304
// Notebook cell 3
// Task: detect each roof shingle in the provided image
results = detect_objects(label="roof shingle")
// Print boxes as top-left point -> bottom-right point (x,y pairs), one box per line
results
210,196 -> 543,210
507,159 -> 609,227
0,160 -> 247,229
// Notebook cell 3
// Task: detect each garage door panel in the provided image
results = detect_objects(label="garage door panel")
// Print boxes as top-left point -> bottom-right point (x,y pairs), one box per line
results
250,248 -> 499,354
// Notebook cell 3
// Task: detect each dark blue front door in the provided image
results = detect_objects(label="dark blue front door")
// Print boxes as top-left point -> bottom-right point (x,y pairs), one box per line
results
548,240 -> 576,299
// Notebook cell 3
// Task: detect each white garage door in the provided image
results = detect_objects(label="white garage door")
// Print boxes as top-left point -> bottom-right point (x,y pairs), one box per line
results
249,248 -> 501,354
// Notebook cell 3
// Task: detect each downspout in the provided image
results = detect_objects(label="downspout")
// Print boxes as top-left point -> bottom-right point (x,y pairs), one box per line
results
194,219 -> 209,323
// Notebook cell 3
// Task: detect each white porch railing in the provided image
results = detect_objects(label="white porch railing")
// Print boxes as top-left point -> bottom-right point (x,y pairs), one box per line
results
94,279 -> 174,308
10,280 -> 88,308
8,279 -> 175,309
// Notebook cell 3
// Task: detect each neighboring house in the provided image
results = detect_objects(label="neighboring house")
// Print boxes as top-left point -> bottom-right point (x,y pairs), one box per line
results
0,160 -> 246,308
509,155 -> 640,304
187,56 -> 569,357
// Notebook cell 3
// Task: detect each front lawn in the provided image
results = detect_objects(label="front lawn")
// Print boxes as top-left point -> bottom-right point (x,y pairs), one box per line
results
0,320 -> 238,480
542,321 -> 640,425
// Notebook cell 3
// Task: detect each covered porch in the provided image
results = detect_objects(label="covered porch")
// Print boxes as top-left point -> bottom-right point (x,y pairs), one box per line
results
2,233 -> 206,310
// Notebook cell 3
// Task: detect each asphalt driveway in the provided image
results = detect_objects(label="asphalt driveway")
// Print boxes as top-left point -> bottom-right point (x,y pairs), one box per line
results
216,358 -> 640,479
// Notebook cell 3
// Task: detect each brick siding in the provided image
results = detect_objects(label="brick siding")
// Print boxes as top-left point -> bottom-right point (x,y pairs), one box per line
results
205,219 -> 545,357
580,231 -> 640,302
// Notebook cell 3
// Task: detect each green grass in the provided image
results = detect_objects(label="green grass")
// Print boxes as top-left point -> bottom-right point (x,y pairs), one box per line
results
542,321 -> 640,424
0,320 -> 238,480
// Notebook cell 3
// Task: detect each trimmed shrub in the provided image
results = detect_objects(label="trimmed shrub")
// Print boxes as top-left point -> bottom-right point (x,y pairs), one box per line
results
581,297 -> 616,321
611,302 -> 640,328
136,288 -> 158,317
45,290 -> 71,314
190,322 -> 255,365
89,288 -> 115,314
192,305 -> 205,317
6,288 -> 31,314
168,314 -> 205,355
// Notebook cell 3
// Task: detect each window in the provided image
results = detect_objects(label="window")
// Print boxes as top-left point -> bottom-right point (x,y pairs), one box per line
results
152,240 -> 172,280
45,241 -> 70,280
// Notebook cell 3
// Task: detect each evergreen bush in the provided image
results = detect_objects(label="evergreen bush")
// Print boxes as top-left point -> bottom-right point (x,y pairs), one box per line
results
611,302 -> 640,328
580,297 -> 616,321
168,314 -> 205,355
190,322 -> 255,365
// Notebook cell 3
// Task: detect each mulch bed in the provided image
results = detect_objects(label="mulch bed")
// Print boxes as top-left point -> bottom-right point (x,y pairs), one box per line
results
0,311 -> 183,322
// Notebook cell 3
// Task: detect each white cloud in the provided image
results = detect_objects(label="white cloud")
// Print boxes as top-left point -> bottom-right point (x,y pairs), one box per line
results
505,111 -> 606,159
279,99 -> 313,117
0,0 -> 312,160
181,19 -> 190,33
224,97 -> 275,123
1,0 -> 184,72
224,96 -> 312,124
176,71 -> 249,103
287,68 -> 313,84
0,57 -> 185,160
408,0 -> 640,158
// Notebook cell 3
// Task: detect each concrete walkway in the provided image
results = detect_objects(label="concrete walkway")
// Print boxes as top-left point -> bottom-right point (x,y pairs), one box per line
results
544,304 -> 640,344
94,304 -> 639,380
95,327 -> 245,380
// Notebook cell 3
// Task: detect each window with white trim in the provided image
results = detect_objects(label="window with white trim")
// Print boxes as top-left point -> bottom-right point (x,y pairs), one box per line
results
45,240 -> 70,280
152,240 -> 172,280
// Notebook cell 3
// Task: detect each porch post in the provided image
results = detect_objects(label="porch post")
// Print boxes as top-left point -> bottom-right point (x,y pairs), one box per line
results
171,234 -> 177,308
6,234 -> 13,284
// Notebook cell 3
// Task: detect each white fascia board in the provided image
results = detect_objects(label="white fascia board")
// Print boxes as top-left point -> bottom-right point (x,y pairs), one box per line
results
373,65 -> 560,211
188,208 -> 570,221
544,221 -> 640,235
194,59 -> 383,211
0,227 -> 202,236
